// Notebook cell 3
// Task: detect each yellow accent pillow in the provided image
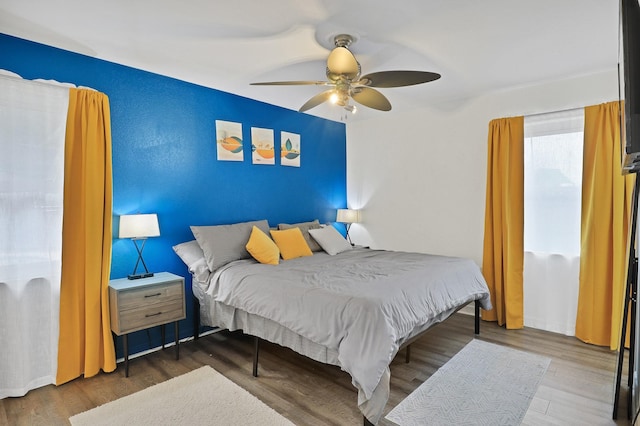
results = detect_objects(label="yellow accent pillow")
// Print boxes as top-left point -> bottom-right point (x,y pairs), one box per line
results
270,227 -> 313,260
245,226 -> 280,265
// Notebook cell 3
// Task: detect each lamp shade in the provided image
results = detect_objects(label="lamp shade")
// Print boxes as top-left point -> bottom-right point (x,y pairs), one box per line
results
336,209 -> 361,224
119,214 -> 160,239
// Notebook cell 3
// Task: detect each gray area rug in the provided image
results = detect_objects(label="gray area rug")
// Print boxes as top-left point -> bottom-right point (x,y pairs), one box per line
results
69,366 -> 295,426
386,339 -> 550,426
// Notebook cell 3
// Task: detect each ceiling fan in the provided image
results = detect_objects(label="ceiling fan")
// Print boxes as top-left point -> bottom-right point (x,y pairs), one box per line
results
251,34 -> 441,113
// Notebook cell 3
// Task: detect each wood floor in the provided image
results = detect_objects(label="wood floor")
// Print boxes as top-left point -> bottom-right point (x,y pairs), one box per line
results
0,313 -> 632,425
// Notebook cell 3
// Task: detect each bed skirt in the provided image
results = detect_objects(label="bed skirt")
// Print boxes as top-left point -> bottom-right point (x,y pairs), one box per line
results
194,294 -> 468,424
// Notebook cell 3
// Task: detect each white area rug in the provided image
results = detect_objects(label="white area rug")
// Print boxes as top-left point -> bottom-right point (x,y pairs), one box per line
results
385,339 -> 550,426
69,366 -> 295,426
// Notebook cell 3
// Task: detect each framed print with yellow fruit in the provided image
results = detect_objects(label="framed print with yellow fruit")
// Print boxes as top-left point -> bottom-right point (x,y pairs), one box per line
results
281,131 -> 300,167
251,127 -> 275,165
215,120 -> 243,161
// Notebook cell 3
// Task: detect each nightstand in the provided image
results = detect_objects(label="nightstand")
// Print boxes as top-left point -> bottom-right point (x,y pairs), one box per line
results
109,272 -> 186,377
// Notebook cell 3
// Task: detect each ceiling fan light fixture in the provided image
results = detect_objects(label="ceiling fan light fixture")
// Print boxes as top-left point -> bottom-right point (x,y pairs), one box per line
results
250,33 -> 441,114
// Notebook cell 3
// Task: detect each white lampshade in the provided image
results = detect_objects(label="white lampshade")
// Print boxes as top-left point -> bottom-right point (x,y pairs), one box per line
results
336,209 -> 361,224
119,214 -> 160,239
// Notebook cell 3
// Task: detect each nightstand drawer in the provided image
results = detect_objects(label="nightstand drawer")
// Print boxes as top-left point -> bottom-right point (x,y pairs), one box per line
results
118,281 -> 183,311
118,299 -> 184,333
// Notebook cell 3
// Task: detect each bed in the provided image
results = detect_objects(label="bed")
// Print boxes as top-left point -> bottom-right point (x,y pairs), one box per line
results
174,219 -> 492,425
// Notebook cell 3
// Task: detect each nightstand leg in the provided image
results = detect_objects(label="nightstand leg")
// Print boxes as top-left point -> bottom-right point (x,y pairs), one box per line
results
124,334 -> 129,378
175,321 -> 179,360
161,324 -> 165,349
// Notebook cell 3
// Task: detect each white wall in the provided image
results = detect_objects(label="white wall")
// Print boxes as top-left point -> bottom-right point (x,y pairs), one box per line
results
346,69 -> 619,266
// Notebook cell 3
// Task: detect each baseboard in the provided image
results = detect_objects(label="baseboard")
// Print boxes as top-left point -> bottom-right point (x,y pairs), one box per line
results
115,327 -> 223,363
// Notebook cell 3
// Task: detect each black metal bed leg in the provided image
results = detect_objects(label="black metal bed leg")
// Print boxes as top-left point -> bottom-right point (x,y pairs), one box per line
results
193,296 -> 200,339
364,416 -> 374,426
405,344 -> 411,363
253,336 -> 260,377
474,299 -> 480,335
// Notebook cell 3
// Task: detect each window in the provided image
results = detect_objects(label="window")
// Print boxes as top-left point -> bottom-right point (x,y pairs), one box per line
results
524,109 -> 584,255
523,108 -> 584,335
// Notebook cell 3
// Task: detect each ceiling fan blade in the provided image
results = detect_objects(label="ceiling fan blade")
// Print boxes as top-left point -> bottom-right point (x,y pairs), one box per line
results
357,71 -> 441,88
351,87 -> 392,111
251,80 -> 330,86
299,90 -> 335,112
326,47 -> 360,80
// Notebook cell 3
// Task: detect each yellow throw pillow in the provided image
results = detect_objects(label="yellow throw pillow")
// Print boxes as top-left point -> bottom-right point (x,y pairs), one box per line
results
245,226 -> 280,265
270,227 -> 313,260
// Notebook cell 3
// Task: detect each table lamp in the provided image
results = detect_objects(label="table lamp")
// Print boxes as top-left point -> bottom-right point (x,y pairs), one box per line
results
119,213 -> 160,280
336,208 -> 361,245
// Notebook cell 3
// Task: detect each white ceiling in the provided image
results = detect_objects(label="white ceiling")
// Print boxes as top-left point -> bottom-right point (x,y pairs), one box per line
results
0,0 -> 620,122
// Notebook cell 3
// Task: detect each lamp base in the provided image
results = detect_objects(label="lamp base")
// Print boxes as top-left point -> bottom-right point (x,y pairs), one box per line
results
128,272 -> 154,280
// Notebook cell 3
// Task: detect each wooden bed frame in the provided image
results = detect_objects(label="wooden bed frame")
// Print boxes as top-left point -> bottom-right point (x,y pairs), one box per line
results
193,297 -> 482,425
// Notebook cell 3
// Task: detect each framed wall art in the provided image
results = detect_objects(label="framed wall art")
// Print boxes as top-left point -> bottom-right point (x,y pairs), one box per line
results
215,120 -> 243,161
251,127 -> 275,165
281,131 -> 300,167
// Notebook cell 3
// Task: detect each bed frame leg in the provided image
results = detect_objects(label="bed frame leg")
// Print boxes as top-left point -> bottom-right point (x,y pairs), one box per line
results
363,416 -> 374,426
474,300 -> 480,335
193,296 -> 201,339
405,344 -> 411,363
253,336 -> 260,377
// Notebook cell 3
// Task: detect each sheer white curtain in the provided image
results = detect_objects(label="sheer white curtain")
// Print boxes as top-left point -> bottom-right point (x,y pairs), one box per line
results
523,109 -> 584,335
0,72 -> 69,398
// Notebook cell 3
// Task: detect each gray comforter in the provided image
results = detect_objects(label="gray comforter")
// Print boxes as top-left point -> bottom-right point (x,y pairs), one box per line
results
199,248 -> 492,421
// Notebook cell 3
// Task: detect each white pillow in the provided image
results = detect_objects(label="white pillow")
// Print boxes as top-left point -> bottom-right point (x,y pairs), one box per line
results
308,226 -> 352,255
172,240 -> 211,283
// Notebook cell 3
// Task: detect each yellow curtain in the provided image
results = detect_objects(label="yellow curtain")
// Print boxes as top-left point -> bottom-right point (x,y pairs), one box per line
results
56,88 -> 116,384
576,101 -> 635,350
481,117 -> 525,329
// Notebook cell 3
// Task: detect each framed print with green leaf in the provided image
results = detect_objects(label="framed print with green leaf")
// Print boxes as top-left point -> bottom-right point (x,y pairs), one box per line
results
281,131 -> 300,167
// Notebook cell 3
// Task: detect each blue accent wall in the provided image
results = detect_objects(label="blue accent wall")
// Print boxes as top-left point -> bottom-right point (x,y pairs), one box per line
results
0,34 -> 347,357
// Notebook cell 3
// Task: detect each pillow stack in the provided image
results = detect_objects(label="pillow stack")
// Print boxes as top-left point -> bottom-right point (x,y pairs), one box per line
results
173,219 -> 353,275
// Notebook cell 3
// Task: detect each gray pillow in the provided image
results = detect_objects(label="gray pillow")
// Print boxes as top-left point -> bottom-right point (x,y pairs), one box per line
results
278,219 -> 322,252
308,226 -> 353,255
172,240 -> 211,283
191,219 -> 270,271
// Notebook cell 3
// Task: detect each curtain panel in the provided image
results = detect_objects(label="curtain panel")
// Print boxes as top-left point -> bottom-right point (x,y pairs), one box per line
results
0,75 -> 69,398
576,101 -> 635,350
482,117 -> 525,329
56,88 -> 116,384
522,109 -> 584,336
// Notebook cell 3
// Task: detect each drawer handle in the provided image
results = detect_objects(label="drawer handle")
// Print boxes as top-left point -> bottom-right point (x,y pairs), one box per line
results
144,292 -> 162,298
145,312 -> 162,317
